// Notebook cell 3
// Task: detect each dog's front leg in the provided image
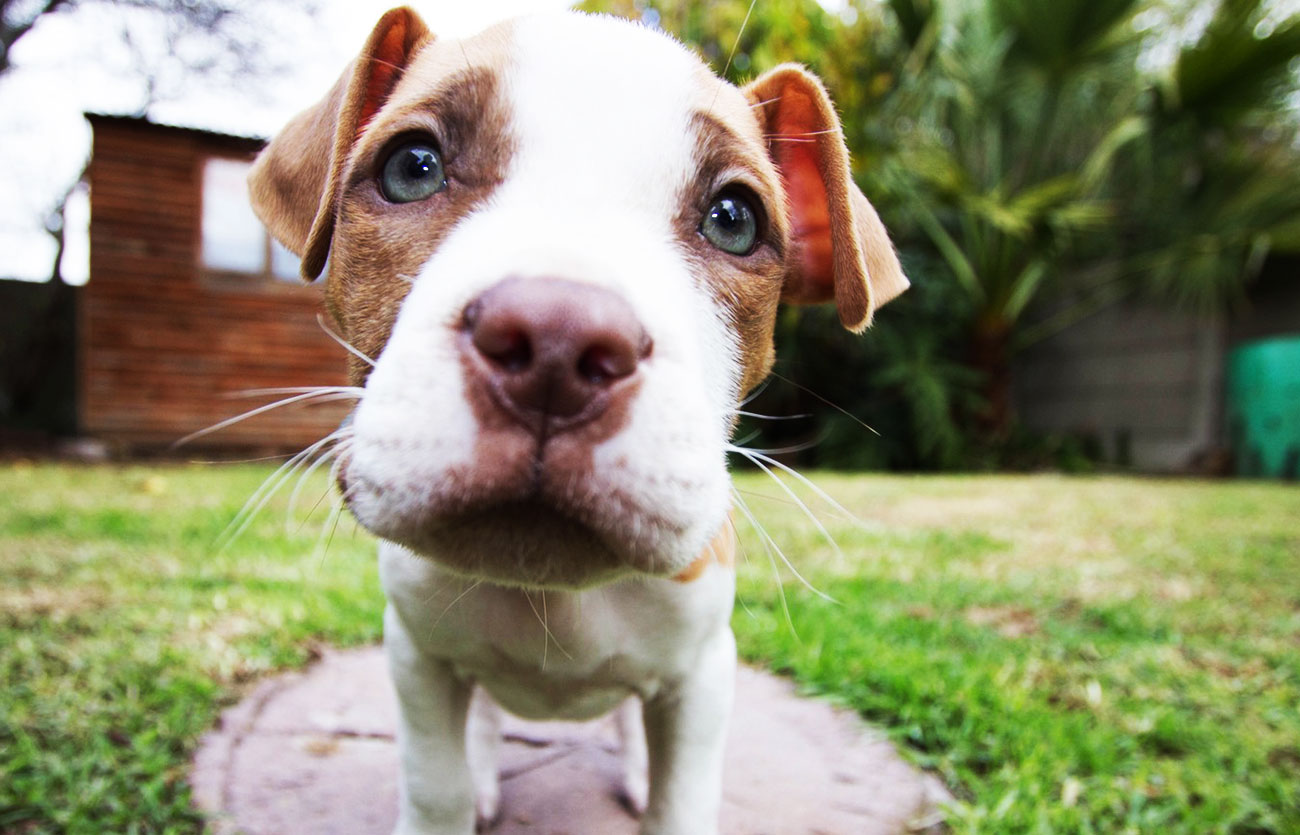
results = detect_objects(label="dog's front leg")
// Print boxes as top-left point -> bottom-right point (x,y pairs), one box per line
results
386,605 -> 476,835
639,626 -> 737,835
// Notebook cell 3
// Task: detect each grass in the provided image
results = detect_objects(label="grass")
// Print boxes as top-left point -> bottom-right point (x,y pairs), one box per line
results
0,463 -> 1297,833
0,463 -> 384,833
731,473 -> 1300,834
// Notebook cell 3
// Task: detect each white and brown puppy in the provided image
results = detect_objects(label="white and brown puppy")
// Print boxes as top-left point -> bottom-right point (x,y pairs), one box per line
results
250,7 -> 906,834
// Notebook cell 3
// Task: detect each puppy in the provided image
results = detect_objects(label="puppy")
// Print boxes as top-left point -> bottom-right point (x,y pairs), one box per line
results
249,7 -> 907,834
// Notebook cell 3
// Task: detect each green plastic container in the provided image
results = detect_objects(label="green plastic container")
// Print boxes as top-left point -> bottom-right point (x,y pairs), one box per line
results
1227,336 -> 1300,479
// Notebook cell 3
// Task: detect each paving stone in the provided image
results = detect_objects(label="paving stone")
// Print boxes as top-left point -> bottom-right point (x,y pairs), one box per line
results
191,647 -> 949,834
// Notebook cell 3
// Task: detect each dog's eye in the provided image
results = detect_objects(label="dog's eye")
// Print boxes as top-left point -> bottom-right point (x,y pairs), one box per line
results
700,191 -> 759,256
380,142 -> 447,203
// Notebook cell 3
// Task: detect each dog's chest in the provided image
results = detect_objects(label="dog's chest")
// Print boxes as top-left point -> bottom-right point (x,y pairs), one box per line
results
379,542 -> 734,720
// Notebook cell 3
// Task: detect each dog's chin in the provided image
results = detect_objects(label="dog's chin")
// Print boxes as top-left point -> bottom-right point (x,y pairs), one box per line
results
365,498 -> 694,590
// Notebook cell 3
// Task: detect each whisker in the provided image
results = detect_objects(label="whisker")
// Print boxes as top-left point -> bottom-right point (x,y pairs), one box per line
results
709,0 -> 758,111
223,386 -> 365,400
733,410 -> 811,421
764,127 -> 842,140
190,452 -> 296,465
732,438 -> 820,456
525,590 -> 573,667
317,313 -> 376,367
731,488 -> 801,639
729,448 -> 845,589
739,377 -> 772,407
313,491 -> 346,564
218,431 -> 345,549
364,56 -> 407,75
290,439 -> 349,533
724,513 -> 761,621
728,445 -> 863,527
769,371 -> 880,436
429,579 -> 485,633
175,389 -> 351,448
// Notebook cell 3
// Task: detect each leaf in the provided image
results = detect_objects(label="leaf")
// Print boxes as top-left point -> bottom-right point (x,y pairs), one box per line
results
911,202 -> 985,303
991,0 -> 1141,73
1080,115 -> 1148,190
1002,259 -> 1049,321
1172,0 -> 1300,123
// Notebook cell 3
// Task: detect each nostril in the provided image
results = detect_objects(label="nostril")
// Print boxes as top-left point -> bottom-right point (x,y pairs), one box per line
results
577,344 -> 635,384
461,299 -> 481,331
473,324 -> 534,372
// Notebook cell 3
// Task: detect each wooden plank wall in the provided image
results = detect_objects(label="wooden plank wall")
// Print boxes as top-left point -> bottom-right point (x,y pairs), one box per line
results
84,116 -> 352,452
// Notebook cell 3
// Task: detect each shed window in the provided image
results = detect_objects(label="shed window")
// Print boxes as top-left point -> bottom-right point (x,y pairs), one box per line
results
201,157 -> 300,282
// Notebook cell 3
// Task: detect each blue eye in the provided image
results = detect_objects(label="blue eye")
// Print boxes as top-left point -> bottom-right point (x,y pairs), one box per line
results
701,191 -> 759,255
380,142 -> 447,203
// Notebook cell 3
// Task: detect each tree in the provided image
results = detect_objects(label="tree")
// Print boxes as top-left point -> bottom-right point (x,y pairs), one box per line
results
0,0 -> 305,76
880,0 -> 1300,437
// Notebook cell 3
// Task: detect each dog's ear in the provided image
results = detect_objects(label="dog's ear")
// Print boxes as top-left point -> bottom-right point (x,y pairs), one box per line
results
248,7 -> 433,280
744,65 -> 908,331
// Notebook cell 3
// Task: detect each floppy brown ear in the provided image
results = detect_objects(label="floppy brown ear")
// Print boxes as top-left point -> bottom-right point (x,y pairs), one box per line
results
248,7 -> 432,280
744,64 -> 908,331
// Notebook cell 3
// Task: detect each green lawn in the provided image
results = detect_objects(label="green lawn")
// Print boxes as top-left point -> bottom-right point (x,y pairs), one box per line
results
1,464 -> 1297,833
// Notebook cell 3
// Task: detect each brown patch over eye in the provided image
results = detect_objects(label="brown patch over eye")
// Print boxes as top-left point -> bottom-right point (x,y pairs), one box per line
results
326,67 -> 517,385
676,111 -> 787,399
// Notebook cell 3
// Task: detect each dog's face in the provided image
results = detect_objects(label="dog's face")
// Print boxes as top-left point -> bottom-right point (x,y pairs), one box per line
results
249,8 -> 906,588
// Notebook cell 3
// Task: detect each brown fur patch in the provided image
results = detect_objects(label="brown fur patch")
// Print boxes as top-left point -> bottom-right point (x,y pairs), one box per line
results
672,520 -> 736,583
326,66 -> 516,384
676,110 -> 787,399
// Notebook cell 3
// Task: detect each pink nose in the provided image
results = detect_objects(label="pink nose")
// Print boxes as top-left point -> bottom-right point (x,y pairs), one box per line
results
461,277 -> 651,430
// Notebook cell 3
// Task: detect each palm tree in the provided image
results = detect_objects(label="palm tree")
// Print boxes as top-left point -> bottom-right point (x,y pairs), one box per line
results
879,0 -> 1300,435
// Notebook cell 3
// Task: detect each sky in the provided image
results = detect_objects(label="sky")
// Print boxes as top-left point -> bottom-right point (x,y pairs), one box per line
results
0,0 -> 575,284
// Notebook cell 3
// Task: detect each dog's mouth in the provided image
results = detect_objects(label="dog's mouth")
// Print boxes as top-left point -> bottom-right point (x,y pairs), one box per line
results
406,498 -> 629,588
340,435 -> 698,589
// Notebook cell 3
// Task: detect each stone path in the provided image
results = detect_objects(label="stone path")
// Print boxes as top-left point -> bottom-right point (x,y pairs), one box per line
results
191,647 -> 949,834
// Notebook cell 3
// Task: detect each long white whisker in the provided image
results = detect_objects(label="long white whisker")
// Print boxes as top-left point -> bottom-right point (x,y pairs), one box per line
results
289,441 -> 346,533
176,389 -> 351,448
732,450 -> 845,586
525,590 -> 573,666
733,438 -> 821,456
219,431 -> 344,549
731,488 -> 801,637
317,313 -> 375,367
739,377 -> 772,407
724,513 -> 760,622
728,445 -> 863,527
769,371 -> 880,436
224,386 -> 365,399
732,410 -> 811,421
429,579 -> 485,633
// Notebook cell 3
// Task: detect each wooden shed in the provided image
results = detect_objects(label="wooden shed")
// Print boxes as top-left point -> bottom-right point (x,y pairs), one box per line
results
83,115 -> 350,452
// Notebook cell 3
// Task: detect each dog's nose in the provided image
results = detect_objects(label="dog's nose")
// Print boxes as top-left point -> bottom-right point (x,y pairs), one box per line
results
462,277 -> 651,427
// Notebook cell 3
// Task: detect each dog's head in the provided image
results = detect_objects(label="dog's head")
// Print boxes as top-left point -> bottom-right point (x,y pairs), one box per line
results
249,8 -> 906,588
